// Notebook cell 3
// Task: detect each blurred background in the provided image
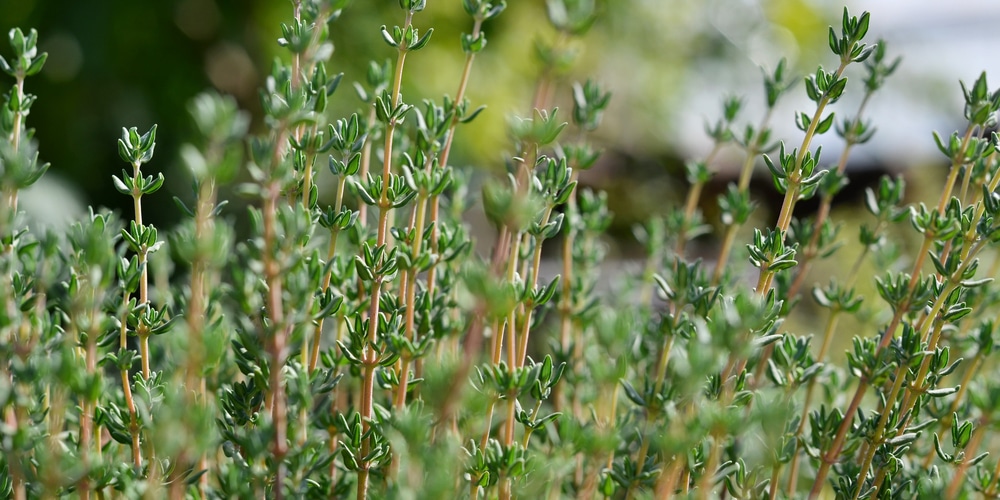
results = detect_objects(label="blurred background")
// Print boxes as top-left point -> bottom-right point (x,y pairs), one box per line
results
3,0 -> 1000,244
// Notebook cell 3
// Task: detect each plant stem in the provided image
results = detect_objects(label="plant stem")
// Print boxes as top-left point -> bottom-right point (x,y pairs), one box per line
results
358,105 -> 378,229
712,106 -> 775,285
675,143 -> 724,259
358,12 -> 414,498
849,338 -> 911,500
554,180 -> 577,413
982,450 -> 1000,495
187,175 -> 217,497
853,278 -> 962,497
79,296 -> 101,500
262,179 -> 289,500
394,157 -> 432,409
625,332 -> 678,499
129,158 -> 153,380
516,205 -> 554,366
118,289 -> 142,468
808,123 -> 977,499
758,59 -> 850,295
425,16 -> 483,297
1,74 -> 26,500
785,239 -> 871,494
786,91 -> 873,300
695,432 -> 722,499
864,243 -> 992,497
309,174 -> 349,373
638,222 -> 665,307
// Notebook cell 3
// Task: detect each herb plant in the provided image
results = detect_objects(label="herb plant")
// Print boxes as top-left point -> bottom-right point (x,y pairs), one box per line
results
3,2 -> 1000,499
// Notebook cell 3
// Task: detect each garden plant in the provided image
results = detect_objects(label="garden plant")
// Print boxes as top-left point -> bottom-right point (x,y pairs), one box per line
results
4,1 -> 1000,499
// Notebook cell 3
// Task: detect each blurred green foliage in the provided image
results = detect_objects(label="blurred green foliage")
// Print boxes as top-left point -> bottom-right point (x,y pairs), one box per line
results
0,1 -> 556,225
0,0 -> 829,229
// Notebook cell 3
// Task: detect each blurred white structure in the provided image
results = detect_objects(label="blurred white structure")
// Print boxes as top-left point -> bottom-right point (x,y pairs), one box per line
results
623,0 -> 1000,170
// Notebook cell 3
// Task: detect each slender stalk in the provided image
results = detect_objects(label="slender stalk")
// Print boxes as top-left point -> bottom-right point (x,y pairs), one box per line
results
78,290 -> 101,500
695,433 -> 722,499
2,75 -> 25,211
856,271 -> 968,496
118,132 -> 161,475
814,241 -> 984,498
784,240 -> 870,494
119,289 -> 142,468
261,179 -> 290,500
849,335 -> 913,500
495,156 -> 535,499
784,311 -> 842,493
440,219 -> 514,426
757,59 -> 850,295
498,243 -> 524,448
358,105 -> 378,229
358,12 -> 414,498
356,270 -> 384,500
327,314 -> 348,484
515,205 -> 554,366
425,15 -> 483,297
309,174 -> 349,373
1,72 -> 27,500
652,458 -> 684,499
624,331 -> 678,499
864,243 -> 992,498
786,92 -> 873,300
125,153 -> 156,381
554,171 -> 579,412
638,234 -> 664,307
187,176 -> 217,498
808,123 -> 977,499
712,106 -> 775,285
983,452 -> 1000,496
675,143 -> 725,259
4,406 -> 28,500
472,316 -> 506,484
393,155 -> 432,408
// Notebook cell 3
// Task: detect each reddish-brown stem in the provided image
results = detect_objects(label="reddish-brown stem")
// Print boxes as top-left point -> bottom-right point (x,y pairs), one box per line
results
357,13 -> 412,485
809,124 -> 976,498
187,175 -> 218,497
309,175 -> 349,372
119,289 -> 142,468
262,181 -> 289,500
425,16 -> 484,300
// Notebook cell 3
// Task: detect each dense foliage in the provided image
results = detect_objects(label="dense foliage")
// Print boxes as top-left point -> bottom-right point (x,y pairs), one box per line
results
3,2 -> 1000,499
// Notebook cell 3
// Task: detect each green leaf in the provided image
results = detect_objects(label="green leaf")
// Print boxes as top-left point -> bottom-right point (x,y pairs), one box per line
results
828,27 -> 839,55
25,52 -> 47,76
409,28 -> 434,51
826,78 -> 848,102
380,26 -> 398,47
621,380 -> 645,407
856,12 -> 871,39
815,112 -> 836,135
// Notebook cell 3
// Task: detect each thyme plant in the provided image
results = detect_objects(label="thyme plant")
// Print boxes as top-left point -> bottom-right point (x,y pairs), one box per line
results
3,3 -> 1000,499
